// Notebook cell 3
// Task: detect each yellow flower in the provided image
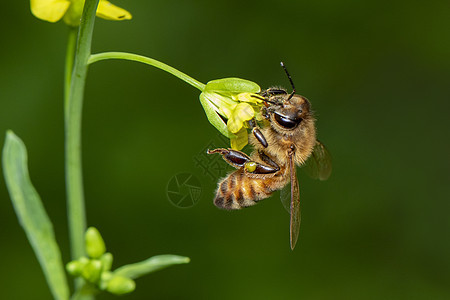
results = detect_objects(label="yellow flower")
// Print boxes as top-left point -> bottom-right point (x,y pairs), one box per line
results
30,0 -> 132,26
230,128 -> 250,150
200,79 -> 264,150
232,92 -> 264,105
221,102 -> 254,134
218,101 -> 256,150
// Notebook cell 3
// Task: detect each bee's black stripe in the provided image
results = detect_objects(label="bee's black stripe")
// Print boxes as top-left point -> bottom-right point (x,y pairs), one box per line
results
224,196 -> 233,209
229,173 -> 236,190
220,180 -> 228,195
236,188 -> 244,207
215,196 -> 224,208
249,182 -> 256,200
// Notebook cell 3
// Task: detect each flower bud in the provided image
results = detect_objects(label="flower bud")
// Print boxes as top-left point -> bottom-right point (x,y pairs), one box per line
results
81,259 -> 102,283
106,275 -> 136,295
99,271 -> 113,290
66,256 -> 89,276
85,227 -> 106,259
101,252 -> 113,272
66,260 -> 83,276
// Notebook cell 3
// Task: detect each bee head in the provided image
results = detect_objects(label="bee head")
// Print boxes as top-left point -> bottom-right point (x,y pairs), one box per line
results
262,63 -> 313,132
269,95 -> 312,132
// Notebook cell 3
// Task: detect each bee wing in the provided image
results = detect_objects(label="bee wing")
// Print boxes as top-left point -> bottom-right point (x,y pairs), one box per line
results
302,140 -> 332,181
280,154 -> 301,249
280,184 -> 291,214
289,153 -> 301,250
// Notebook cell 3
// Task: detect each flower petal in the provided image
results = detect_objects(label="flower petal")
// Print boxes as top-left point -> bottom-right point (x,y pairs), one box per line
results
96,0 -> 132,21
227,103 -> 254,133
199,93 -> 234,138
227,117 -> 243,134
202,91 -> 236,111
233,92 -> 264,104
30,0 -> 70,23
234,103 -> 255,122
219,105 -> 233,120
230,128 -> 249,150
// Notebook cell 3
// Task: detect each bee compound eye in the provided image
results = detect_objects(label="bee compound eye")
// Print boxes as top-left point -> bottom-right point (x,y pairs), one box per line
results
273,112 -> 302,129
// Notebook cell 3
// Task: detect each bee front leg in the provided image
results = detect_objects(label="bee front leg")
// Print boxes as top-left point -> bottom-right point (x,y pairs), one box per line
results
207,148 -> 279,174
248,119 -> 268,148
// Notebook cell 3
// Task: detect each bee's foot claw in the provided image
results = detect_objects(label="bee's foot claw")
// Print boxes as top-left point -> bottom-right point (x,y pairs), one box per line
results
207,148 -> 228,155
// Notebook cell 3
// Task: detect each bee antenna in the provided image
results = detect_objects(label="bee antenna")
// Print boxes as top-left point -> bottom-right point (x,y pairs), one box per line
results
280,62 -> 296,101
264,99 -> 277,105
251,94 -> 277,105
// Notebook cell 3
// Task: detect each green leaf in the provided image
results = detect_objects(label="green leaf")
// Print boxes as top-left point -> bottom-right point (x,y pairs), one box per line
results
113,255 -> 190,279
204,78 -> 260,95
2,131 -> 69,300
199,93 -> 235,138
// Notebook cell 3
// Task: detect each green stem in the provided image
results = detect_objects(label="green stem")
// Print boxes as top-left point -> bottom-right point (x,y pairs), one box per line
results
88,52 -> 206,91
65,0 -> 99,297
65,27 -> 78,117
70,282 -> 98,300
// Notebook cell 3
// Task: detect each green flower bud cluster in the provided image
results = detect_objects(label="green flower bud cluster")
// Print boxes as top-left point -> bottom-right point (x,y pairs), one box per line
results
66,227 -> 136,295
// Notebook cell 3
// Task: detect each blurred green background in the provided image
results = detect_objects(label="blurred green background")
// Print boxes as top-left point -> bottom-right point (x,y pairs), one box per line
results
1,0 -> 449,299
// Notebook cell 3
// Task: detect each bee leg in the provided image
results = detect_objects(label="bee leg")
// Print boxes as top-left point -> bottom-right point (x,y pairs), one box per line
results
242,150 -> 280,174
261,107 -> 270,120
248,119 -> 268,148
207,148 -> 278,174
258,150 -> 280,171
245,161 -> 279,174
207,148 -> 252,169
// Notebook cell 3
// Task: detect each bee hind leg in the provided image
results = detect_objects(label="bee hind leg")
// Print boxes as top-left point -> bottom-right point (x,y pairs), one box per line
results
207,148 -> 251,169
258,150 -> 280,170
207,148 -> 279,174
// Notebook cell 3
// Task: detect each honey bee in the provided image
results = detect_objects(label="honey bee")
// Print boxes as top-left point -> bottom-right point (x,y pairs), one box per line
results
207,63 -> 332,249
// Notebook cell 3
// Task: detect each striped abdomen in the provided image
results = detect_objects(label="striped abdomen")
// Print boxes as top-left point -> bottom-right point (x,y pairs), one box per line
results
214,166 -> 288,210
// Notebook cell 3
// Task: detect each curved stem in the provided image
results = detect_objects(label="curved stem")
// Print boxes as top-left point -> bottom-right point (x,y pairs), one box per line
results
88,52 -> 205,91
65,0 -> 99,284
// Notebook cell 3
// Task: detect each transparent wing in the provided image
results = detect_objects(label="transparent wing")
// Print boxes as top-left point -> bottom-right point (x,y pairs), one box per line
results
280,155 -> 301,249
280,183 -> 291,214
302,140 -> 332,181
289,154 -> 301,250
